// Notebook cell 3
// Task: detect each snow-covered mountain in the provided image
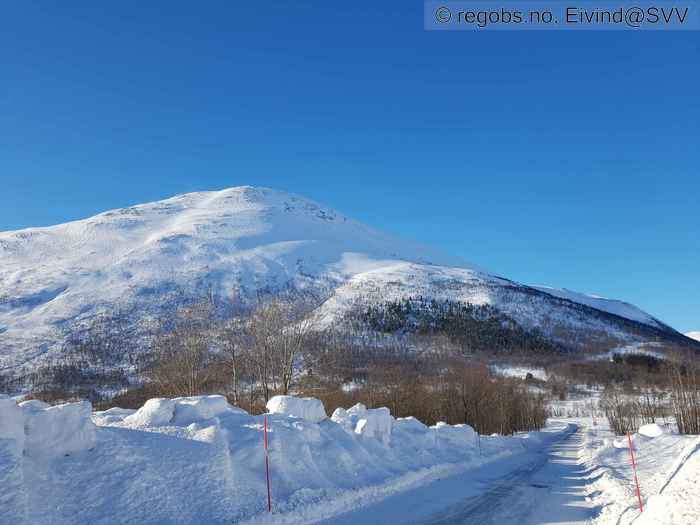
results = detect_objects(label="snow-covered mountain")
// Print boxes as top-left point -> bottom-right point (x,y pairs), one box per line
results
0,186 -> 691,368
686,332 -> 700,342
530,286 -> 662,328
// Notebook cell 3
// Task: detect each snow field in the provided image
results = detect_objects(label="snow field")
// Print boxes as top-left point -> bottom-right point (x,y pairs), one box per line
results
0,393 -> 568,524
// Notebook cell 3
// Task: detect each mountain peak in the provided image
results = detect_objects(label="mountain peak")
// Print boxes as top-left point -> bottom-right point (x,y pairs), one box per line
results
0,187 -> 684,369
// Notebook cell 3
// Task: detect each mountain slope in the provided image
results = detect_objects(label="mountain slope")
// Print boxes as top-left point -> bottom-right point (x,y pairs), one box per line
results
686,332 -> 700,342
0,186 -> 691,368
531,286 -> 668,330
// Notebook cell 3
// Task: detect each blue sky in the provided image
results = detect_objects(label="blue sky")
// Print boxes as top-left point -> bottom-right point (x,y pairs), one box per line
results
1,2 -> 698,331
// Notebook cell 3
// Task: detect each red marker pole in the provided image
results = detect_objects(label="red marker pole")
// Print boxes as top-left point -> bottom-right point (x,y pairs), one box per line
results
627,432 -> 644,513
264,414 -> 272,512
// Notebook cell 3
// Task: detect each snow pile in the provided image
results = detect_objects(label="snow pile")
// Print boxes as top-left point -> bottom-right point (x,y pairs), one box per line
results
173,395 -> 244,425
20,399 -> 96,458
93,406 -> 136,425
432,421 -> 478,447
266,395 -> 327,423
332,403 -> 394,444
0,394 -> 25,451
638,423 -> 664,438
0,395 -> 27,525
123,395 -> 244,427
0,396 -> 98,521
124,397 -> 175,426
393,416 -> 436,448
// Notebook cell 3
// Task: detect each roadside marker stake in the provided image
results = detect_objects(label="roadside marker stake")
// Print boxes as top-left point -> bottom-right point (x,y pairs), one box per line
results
626,432 -> 644,513
264,414 -> 272,512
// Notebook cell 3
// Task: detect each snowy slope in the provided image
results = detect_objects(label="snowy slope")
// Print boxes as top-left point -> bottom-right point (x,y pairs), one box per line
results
0,187 -> 469,366
685,331 -> 700,342
531,286 -> 667,329
0,186 -> 683,368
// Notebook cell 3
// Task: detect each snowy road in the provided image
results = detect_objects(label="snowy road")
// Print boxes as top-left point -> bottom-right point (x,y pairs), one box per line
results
322,426 -> 596,525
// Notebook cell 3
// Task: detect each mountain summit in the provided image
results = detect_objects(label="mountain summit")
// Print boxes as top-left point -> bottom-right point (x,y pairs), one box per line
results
0,186 -> 692,368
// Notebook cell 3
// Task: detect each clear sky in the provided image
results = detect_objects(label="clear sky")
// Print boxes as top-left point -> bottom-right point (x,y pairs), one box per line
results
1,2 -> 698,331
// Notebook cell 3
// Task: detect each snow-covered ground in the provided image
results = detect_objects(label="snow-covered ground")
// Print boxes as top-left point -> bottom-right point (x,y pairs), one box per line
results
581,418 -> 699,525
1,393 -> 697,525
586,341 -> 668,362
491,364 -> 548,381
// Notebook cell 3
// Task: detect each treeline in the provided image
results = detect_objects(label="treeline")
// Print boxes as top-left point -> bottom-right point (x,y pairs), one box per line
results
592,351 -> 700,435
20,293 -> 548,435
300,333 -> 548,434
549,353 -> 670,390
348,297 -> 562,356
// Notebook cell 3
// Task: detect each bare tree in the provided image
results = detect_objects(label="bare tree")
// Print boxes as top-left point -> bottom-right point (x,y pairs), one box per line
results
219,316 -> 247,405
146,302 -> 217,397
668,356 -> 700,434
246,294 -> 318,401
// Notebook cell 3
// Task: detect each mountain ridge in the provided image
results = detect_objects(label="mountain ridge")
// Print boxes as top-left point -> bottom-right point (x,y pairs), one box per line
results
0,186 -> 694,369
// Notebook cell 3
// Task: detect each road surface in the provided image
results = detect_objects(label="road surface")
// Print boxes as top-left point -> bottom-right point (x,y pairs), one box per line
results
322,426 -> 596,525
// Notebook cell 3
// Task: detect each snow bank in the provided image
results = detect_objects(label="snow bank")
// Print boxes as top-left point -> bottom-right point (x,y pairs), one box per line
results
352,404 -> 393,443
635,437 -> 700,525
93,406 -> 136,425
266,395 -> 327,422
581,419 -> 700,525
124,397 -> 176,426
124,395 -> 245,427
0,394 -> 567,525
638,423 -> 664,438
332,403 -> 394,444
172,395 -> 244,425
432,421 -> 478,447
0,396 -> 26,524
0,394 -> 24,451
356,407 -> 393,443
20,400 -> 96,457
393,416 -> 436,448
